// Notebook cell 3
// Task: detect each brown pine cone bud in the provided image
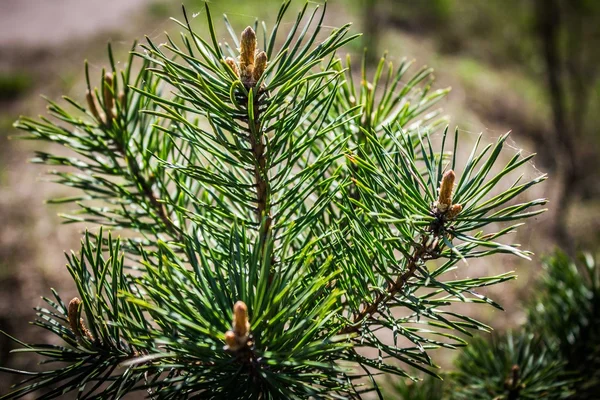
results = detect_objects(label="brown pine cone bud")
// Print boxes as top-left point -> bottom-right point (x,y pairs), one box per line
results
103,73 -> 115,124
233,301 -> 249,337
224,330 -> 239,351
68,297 -> 82,335
252,51 -> 268,82
239,27 -> 256,81
446,203 -> 462,220
86,90 -> 104,123
437,170 -> 456,211
68,297 -> 93,341
225,57 -> 239,77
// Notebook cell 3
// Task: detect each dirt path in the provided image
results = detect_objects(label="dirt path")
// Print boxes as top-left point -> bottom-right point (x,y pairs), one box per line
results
0,0 -> 148,48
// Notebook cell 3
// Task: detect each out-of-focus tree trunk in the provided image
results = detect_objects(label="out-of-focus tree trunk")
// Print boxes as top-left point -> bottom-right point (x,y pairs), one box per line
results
535,0 -> 600,252
535,0 -> 574,252
564,0 -> 599,200
363,0 -> 380,65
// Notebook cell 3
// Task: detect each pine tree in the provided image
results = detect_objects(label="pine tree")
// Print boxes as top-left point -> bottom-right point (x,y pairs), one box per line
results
0,2 -> 547,398
388,252 -> 599,400
448,332 -> 573,399
388,333 -> 574,399
527,252 -> 600,398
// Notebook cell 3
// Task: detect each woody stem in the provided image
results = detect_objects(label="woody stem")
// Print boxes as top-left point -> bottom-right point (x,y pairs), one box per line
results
340,243 -> 430,335
247,91 -> 272,256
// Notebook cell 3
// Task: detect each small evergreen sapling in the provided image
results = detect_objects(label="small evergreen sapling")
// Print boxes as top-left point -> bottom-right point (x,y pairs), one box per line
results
527,252 -> 600,399
0,2 -> 547,398
388,252 -> 599,399
449,332 -> 573,400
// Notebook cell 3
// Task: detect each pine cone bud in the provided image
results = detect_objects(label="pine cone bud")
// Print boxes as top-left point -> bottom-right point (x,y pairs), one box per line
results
118,91 -> 126,108
103,73 -> 115,124
446,203 -> 462,220
233,301 -> 249,337
225,57 -> 239,77
86,90 -> 104,123
68,297 -> 81,335
437,170 -> 456,211
68,297 -> 93,341
239,27 -> 256,81
224,330 -> 239,350
252,51 -> 268,82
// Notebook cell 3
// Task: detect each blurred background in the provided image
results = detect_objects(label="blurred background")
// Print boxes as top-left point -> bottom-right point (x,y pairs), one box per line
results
1,0 -> 599,395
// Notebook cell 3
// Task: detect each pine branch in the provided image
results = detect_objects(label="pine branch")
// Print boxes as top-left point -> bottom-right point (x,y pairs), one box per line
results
0,231 -> 153,399
249,97 -> 271,238
527,252 -> 600,398
341,239 -> 433,334
450,332 -> 575,400
112,133 -> 181,240
238,27 -> 272,244
14,48 -> 186,248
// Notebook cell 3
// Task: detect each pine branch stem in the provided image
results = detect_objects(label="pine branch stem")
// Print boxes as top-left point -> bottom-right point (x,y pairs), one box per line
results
248,91 -> 272,243
137,168 -> 178,236
341,242 -> 429,335
114,140 -> 180,240
246,88 -> 277,285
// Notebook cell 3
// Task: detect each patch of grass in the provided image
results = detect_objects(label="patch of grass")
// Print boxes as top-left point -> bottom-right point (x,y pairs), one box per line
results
0,115 -> 15,131
147,1 -> 171,18
183,0 -> 290,27
0,72 -> 32,101
0,264 -> 10,280
456,57 -> 548,116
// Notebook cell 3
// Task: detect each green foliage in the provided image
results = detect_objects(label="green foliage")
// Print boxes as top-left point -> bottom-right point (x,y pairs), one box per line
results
386,374 -> 446,400
387,333 -> 574,400
126,229 -> 353,398
528,252 -> 600,399
388,252 -> 600,400
0,72 -> 32,101
0,231 -> 150,398
17,43 -> 182,247
0,1 -> 547,398
450,333 -> 573,400
331,51 -> 450,141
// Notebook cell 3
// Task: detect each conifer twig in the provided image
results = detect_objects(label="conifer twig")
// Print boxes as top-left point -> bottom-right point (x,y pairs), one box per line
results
240,27 -> 272,243
113,139 -> 181,241
341,241 -> 431,335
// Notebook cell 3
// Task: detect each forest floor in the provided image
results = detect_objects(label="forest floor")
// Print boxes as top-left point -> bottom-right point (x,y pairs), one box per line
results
0,0 -> 591,396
